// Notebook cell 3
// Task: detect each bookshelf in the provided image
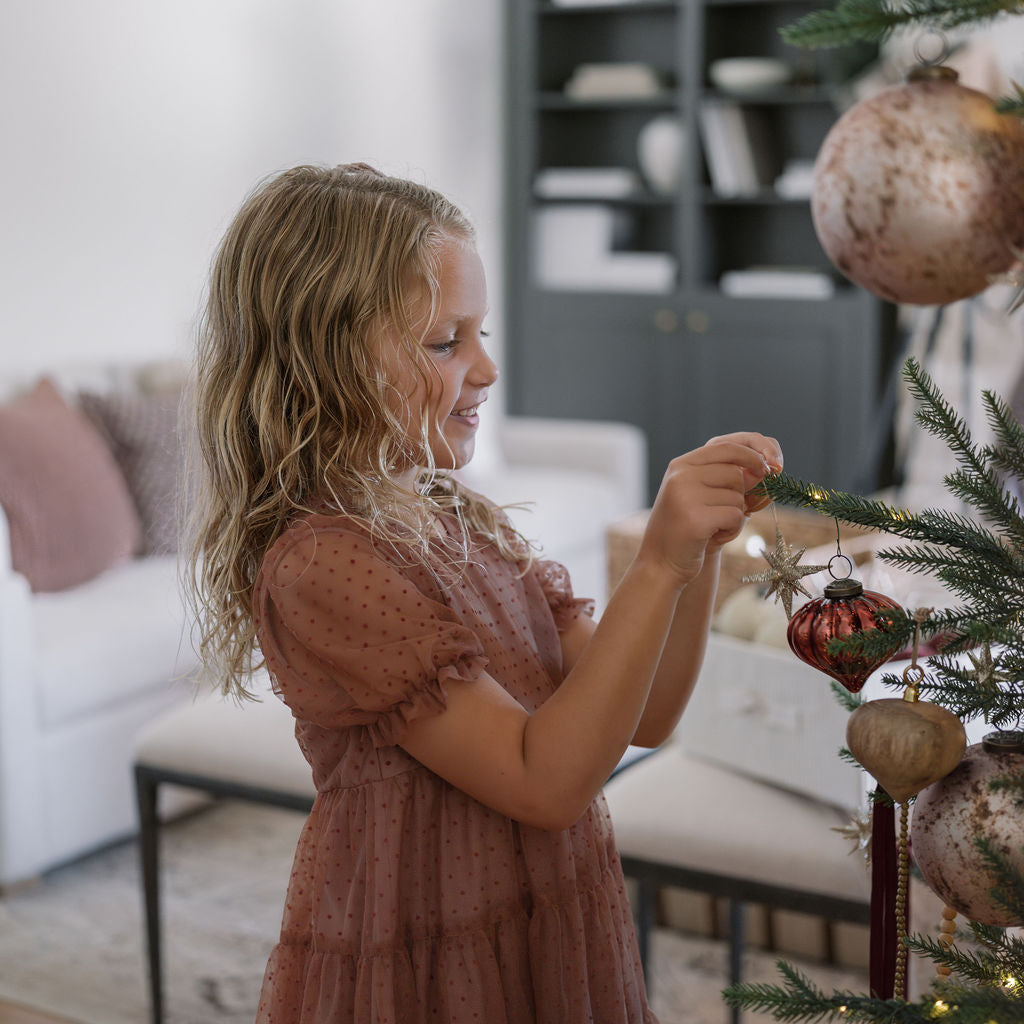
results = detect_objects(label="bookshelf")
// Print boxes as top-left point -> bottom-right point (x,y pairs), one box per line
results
504,0 -> 898,500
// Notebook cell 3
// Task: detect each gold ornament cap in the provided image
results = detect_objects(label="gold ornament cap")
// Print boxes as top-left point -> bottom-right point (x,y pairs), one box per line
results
906,64 -> 959,84
823,577 -> 864,599
981,729 -> 1024,754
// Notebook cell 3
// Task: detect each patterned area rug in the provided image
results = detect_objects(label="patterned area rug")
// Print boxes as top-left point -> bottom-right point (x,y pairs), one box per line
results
0,802 -> 867,1024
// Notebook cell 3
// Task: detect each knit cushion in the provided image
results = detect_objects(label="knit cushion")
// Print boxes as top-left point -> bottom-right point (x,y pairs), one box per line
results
78,389 -> 184,554
0,378 -> 142,591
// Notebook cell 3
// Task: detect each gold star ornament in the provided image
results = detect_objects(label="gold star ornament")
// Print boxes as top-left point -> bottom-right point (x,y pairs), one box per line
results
833,810 -> 873,865
964,642 -> 1012,695
742,528 -> 828,618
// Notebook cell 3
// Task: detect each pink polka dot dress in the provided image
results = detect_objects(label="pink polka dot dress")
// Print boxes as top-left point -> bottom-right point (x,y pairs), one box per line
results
252,511 -> 657,1023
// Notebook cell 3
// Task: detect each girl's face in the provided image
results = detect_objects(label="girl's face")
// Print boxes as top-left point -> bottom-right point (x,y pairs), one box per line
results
379,238 -> 498,486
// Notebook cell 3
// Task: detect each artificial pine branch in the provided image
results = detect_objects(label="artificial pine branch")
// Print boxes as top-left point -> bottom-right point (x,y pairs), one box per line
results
996,96 -> 1024,116
761,477 -> 1012,566
724,961 -> 1017,1022
968,918 -> 1024,971
781,0 -> 1024,49
903,931 -> 1011,985
995,85 -> 1024,117
943,468 -> 1024,543
902,358 -> 984,473
838,745 -> 862,769
831,679 -> 866,711
977,837 -> 1024,921
983,389 -> 1024,490
926,660 -> 1023,725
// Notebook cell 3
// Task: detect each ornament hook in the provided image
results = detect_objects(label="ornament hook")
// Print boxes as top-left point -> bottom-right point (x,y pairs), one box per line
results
902,608 -> 932,703
827,554 -> 853,582
827,518 -> 854,582
913,29 -> 952,68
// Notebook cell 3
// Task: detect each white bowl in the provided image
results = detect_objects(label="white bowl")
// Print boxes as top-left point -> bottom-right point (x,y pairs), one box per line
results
708,57 -> 791,94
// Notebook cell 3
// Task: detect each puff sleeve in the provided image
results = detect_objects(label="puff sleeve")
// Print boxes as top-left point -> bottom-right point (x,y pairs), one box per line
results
254,521 -> 488,747
533,558 -> 595,633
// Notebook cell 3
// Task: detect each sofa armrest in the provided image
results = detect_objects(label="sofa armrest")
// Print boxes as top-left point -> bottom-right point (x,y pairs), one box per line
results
499,417 -> 648,511
0,536 -> 43,882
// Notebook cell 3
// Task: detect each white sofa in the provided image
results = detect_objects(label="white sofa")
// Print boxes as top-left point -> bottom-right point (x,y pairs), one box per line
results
0,363 -> 199,888
0,362 -> 647,888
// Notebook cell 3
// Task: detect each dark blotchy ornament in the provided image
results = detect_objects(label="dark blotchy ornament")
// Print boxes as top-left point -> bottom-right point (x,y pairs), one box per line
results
911,733 -> 1024,927
787,577 -> 901,692
812,65 -> 1024,305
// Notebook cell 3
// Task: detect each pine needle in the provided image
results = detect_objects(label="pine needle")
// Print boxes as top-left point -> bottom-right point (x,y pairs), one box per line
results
830,680 -> 865,712
781,0 -> 1024,49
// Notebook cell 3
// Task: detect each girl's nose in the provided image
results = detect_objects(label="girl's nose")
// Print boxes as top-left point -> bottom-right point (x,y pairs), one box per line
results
473,342 -> 499,387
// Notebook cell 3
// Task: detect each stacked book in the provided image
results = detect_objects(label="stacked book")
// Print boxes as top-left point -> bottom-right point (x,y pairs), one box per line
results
534,167 -> 640,200
534,204 -> 677,293
698,100 -> 773,198
719,266 -> 835,300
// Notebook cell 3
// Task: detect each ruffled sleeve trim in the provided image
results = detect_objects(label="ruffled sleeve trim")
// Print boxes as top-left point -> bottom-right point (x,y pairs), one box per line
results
534,559 -> 595,632
366,648 -> 489,749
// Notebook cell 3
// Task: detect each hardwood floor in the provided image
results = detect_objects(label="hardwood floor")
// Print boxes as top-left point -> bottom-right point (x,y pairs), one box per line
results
0,1002 -> 77,1024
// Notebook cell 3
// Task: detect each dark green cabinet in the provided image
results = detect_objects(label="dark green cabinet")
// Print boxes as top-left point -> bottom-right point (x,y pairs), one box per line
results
503,0 -> 897,501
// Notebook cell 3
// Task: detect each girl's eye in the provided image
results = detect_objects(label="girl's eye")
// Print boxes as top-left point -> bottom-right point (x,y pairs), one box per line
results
428,329 -> 488,354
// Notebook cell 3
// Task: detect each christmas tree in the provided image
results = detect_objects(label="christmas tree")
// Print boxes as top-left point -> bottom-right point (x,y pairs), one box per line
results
721,2 -> 1024,1020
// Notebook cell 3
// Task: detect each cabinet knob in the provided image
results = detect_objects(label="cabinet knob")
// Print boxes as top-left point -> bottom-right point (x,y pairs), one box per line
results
686,309 -> 710,334
653,308 -> 679,333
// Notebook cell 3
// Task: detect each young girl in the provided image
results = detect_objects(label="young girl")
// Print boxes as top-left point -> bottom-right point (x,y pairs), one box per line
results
188,163 -> 782,1024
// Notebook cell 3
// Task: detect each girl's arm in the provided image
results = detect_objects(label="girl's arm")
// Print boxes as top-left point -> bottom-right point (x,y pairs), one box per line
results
560,432 -> 782,750
559,545 -> 720,749
398,433 -> 780,832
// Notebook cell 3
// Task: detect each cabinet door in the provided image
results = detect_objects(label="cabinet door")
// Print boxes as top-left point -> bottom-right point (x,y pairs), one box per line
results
657,296 -> 885,494
511,291 -> 669,495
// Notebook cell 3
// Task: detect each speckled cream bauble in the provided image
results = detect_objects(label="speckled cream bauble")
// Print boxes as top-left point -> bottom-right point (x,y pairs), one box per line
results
812,65 -> 1024,305
713,584 -> 767,641
846,697 -> 965,804
910,733 -> 1024,926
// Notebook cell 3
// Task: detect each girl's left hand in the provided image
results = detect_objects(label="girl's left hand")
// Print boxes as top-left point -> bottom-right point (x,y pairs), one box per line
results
706,430 -> 783,519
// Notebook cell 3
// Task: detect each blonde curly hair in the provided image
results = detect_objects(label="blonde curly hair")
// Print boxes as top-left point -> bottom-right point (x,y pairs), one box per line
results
185,163 -> 530,700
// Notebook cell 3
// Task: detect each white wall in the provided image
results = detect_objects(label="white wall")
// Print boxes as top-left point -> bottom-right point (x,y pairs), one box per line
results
0,0 -> 504,381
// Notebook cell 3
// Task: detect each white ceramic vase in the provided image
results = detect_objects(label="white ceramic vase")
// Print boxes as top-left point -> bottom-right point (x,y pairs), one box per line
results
637,114 -> 684,196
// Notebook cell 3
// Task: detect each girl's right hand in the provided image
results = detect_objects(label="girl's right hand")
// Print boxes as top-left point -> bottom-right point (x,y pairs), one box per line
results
638,432 -> 782,588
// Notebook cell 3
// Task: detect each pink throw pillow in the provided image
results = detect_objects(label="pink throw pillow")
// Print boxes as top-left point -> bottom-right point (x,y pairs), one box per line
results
0,378 -> 143,591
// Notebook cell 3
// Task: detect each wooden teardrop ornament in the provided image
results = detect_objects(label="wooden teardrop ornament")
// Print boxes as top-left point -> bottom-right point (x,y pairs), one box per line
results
846,698 -> 966,803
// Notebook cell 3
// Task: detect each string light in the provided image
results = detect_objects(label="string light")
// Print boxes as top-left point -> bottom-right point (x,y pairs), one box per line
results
933,999 -> 949,1014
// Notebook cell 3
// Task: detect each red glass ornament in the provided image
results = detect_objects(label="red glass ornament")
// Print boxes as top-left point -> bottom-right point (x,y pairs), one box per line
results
787,577 -> 902,693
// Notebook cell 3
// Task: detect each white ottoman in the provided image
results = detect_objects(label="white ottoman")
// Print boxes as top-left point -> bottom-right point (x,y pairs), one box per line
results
604,743 -> 870,1018
132,681 -> 314,1024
